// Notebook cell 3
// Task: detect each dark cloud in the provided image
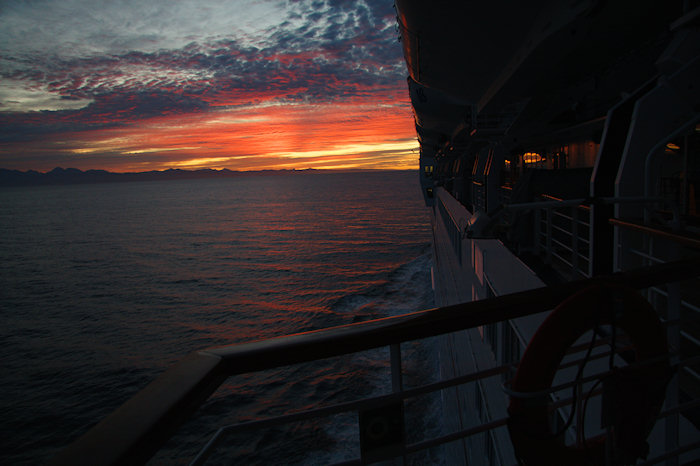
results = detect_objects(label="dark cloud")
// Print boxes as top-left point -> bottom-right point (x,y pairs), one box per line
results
0,90 -> 210,143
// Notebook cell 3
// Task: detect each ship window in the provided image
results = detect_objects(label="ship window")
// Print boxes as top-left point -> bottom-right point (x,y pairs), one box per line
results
522,152 -> 543,164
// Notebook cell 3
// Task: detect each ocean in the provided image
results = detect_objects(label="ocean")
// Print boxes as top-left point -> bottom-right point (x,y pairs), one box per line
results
0,171 -> 439,465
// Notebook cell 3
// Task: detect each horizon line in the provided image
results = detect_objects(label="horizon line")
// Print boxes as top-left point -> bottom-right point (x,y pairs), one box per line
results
1,166 -> 416,175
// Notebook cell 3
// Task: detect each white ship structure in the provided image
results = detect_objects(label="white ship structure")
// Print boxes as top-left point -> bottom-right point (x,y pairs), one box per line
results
53,1 -> 700,464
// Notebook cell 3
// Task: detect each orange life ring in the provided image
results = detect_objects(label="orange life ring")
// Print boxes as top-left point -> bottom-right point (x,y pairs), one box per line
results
507,284 -> 670,466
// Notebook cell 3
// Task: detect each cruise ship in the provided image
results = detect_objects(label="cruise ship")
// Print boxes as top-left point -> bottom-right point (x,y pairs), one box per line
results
53,1 -> 700,465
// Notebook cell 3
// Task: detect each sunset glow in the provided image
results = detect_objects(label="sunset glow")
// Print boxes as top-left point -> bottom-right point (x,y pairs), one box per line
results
0,1 -> 417,173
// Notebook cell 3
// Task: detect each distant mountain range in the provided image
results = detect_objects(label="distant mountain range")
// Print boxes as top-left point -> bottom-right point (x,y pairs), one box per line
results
0,167 -> 316,187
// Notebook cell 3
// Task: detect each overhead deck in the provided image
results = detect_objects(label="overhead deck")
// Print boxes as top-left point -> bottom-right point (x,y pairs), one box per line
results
396,0 -> 684,146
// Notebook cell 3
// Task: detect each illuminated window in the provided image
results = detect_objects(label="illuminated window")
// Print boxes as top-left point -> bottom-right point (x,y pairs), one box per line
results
522,152 -> 543,164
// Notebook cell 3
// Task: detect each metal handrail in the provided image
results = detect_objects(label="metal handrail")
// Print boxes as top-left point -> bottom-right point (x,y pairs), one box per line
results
50,259 -> 700,466
609,218 -> 700,250
191,350 -> 700,464
191,363 -> 514,465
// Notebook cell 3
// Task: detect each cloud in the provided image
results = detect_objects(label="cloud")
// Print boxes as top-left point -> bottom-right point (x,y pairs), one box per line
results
0,80 -> 94,112
1,0 -> 403,128
0,0 -> 413,171
0,0 -> 289,59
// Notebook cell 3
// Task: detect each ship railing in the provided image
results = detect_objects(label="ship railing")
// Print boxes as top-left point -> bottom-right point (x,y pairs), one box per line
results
188,351 -> 700,466
533,194 -> 592,279
472,179 -> 486,212
49,260 -> 700,466
499,184 -> 512,206
437,195 -> 463,263
611,217 -> 700,461
191,360 -> 514,465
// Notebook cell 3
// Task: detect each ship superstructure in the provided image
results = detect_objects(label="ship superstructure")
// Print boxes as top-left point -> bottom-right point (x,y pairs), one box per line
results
51,1 -> 700,465
398,0 -> 700,463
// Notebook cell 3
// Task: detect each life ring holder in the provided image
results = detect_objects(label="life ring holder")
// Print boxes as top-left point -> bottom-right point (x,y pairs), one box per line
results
506,284 -> 671,466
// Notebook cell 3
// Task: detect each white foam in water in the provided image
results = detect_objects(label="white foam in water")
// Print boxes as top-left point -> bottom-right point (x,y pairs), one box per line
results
280,248 -> 442,466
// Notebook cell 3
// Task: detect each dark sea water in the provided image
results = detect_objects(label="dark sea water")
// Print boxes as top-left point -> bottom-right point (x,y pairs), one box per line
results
0,171 -> 438,465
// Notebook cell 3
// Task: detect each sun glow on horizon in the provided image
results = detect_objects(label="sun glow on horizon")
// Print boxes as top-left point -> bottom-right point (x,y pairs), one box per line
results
16,99 -> 419,172
271,140 -> 418,159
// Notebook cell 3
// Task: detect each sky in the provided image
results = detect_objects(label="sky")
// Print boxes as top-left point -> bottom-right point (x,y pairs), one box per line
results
0,0 -> 418,172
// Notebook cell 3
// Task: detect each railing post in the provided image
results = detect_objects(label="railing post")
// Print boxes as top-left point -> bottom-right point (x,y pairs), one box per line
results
576,380 -> 585,448
665,234 -> 681,466
389,343 -> 406,465
390,343 -> 403,393
572,207 -> 579,275
646,236 -> 655,301
666,281 -> 681,466
546,208 -> 553,264
534,208 -> 542,256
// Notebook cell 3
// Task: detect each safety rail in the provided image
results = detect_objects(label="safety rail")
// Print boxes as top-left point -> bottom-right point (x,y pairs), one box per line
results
472,180 -> 486,212
612,217 -> 700,455
51,260 -> 699,466
191,362 -> 513,465
437,196 -> 463,263
499,185 -> 513,206
534,194 -> 592,279
609,218 -> 700,251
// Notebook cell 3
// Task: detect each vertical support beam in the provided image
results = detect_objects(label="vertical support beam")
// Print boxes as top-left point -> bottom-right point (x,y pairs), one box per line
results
590,78 -> 657,276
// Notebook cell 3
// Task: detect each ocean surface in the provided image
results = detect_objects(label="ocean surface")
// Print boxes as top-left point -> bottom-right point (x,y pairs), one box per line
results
0,171 -> 440,465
